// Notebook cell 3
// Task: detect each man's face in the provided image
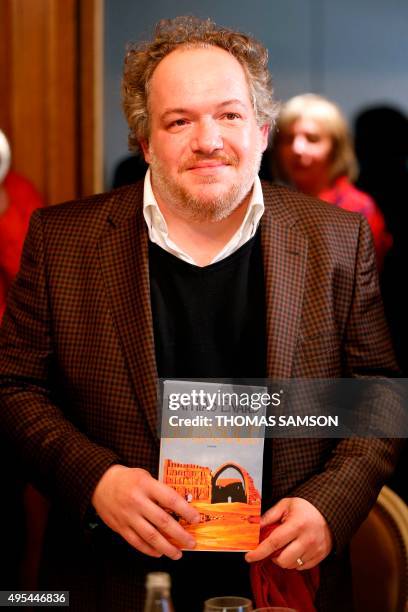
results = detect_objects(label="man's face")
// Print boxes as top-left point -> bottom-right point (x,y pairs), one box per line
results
141,46 -> 269,222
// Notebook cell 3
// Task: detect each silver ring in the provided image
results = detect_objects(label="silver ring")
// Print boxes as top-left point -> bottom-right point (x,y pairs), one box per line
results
296,557 -> 304,567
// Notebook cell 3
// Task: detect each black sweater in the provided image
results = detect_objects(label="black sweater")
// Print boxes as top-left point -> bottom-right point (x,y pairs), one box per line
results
149,231 -> 267,380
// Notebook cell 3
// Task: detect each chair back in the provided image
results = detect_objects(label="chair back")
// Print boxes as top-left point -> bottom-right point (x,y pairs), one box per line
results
351,485 -> 408,612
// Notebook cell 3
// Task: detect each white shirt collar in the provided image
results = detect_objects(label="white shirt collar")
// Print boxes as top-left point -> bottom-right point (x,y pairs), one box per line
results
143,168 -> 264,266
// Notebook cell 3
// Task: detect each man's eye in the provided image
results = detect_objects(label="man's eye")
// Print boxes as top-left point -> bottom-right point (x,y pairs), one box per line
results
223,112 -> 240,120
170,119 -> 188,127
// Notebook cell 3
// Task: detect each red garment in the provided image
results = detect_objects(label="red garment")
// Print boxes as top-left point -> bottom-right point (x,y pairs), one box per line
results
250,524 -> 320,612
319,176 -> 392,270
0,171 -> 42,318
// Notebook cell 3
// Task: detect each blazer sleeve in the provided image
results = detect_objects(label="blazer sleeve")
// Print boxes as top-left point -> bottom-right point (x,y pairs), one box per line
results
0,210 -> 120,524
288,216 -> 405,554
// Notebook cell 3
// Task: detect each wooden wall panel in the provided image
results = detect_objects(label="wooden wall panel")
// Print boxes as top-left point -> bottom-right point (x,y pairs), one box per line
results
0,2 -> 12,140
79,0 -> 104,195
0,0 -> 103,205
45,0 -> 78,203
10,0 -> 51,198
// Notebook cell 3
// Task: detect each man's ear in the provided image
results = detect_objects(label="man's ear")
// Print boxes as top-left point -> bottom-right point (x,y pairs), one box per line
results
260,124 -> 270,152
140,139 -> 151,164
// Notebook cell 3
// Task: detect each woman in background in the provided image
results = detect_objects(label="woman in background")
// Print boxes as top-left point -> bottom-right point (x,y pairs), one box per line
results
0,130 -> 42,318
272,94 -> 392,270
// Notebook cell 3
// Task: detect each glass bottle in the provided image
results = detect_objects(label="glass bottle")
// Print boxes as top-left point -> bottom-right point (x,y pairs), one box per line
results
143,572 -> 175,612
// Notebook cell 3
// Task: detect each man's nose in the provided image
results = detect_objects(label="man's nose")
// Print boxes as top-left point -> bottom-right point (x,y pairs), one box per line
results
191,119 -> 223,154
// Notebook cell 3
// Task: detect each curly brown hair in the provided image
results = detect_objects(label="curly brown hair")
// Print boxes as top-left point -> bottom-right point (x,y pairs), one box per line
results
122,16 -> 279,153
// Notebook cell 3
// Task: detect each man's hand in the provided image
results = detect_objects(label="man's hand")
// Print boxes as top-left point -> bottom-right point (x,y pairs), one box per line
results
92,465 -> 200,560
245,497 -> 333,569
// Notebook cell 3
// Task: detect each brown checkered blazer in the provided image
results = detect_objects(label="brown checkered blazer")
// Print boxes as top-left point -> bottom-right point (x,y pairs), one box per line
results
0,180 -> 401,611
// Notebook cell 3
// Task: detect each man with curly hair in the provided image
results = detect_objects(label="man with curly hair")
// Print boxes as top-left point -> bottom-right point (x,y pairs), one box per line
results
0,16 -> 401,611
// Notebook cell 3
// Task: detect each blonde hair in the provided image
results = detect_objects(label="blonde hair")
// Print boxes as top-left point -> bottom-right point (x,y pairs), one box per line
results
122,16 -> 280,153
274,93 -> 358,183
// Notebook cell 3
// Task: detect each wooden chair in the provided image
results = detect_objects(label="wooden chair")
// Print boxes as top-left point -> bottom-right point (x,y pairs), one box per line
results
351,485 -> 408,612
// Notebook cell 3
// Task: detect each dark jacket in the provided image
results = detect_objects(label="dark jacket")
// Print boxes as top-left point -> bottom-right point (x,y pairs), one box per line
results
0,180 -> 401,611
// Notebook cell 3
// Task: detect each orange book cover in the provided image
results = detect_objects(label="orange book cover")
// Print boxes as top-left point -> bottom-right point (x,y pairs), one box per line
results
158,380 -> 266,552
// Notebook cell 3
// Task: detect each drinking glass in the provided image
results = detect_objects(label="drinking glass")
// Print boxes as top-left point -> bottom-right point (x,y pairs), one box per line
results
204,596 -> 253,611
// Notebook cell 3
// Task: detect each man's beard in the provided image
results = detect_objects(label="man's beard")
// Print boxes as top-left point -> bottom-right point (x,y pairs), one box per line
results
148,143 -> 264,223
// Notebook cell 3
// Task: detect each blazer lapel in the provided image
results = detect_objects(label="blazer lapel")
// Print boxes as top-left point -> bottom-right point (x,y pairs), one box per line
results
261,184 -> 308,379
98,192 -> 159,445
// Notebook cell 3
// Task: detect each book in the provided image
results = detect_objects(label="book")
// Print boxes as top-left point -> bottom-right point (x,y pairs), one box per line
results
158,380 -> 266,552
